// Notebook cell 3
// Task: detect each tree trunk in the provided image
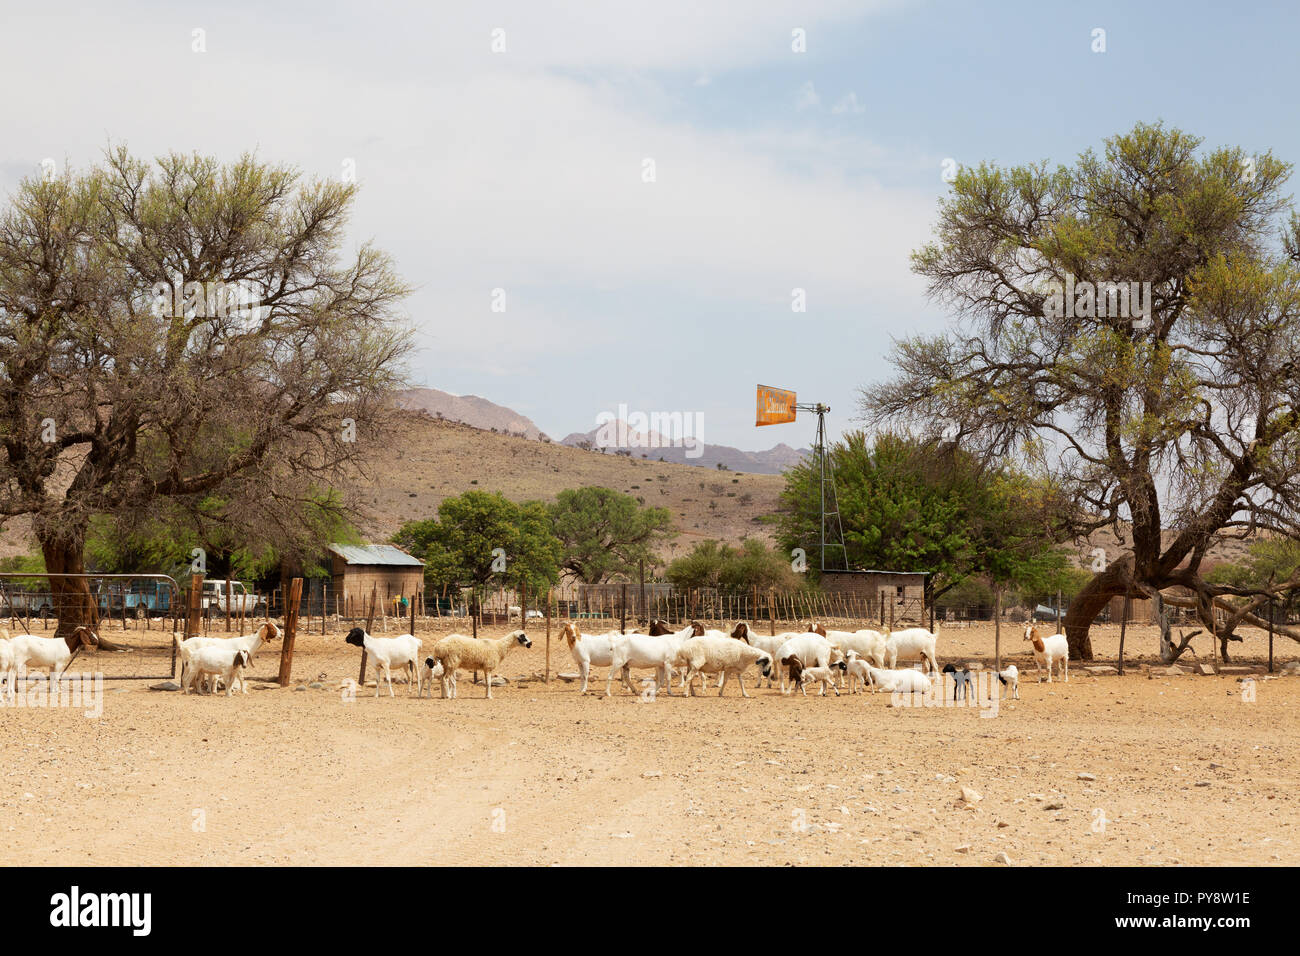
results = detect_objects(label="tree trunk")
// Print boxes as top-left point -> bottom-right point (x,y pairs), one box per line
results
1062,556 -> 1133,662
35,518 -> 101,641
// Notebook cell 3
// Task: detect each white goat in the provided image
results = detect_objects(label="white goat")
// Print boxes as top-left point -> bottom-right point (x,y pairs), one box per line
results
864,664 -> 933,695
559,622 -> 621,693
183,644 -> 251,697
1024,625 -> 1068,682
884,625 -> 940,674
6,628 -> 99,691
176,621 -> 280,694
432,629 -> 532,699
731,622 -> 803,688
773,633 -> 843,694
345,627 -> 423,698
607,623 -> 696,696
673,635 -> 772,698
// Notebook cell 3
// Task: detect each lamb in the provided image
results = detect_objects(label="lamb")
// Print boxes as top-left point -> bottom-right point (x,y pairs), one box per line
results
994,664 -> 1020,700
843,650 -> 875,694
175,621 -> 280,694
560,622 -> 622,693
1023,625 -> 1068,682
432,629 -> 532,699
183,644 -> 251,697
942,662 -> 973,701
418,657 -> 445,698
796,660 -> 847,697
863,664 -> 933,695
673,635 -> 772,698
772,633 -> 844,694
344,628 -> 423,698
884,625 -> 940,674
5,628 -> 99,690
607,623 -> 697,697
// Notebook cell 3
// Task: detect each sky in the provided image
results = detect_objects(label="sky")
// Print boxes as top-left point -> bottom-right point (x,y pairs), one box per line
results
3,0 -> 1299,450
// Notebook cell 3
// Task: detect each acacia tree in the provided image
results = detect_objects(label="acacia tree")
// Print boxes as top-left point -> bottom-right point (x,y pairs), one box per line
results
549,487 -> 674,583
0,148 -> 410,634
861,123 -> 1300,660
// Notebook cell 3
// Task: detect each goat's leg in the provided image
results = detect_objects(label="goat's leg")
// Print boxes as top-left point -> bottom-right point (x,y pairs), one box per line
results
579,660 -> 589,694
621,664 -> 637,694
737,672 -> 751,699
485,668 -> 493,699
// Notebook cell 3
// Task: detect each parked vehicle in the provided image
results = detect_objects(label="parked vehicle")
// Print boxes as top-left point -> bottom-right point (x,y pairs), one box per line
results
200,579 -> 266,616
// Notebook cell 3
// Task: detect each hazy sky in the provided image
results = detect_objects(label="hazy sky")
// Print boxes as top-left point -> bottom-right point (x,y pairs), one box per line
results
4,0 -> 1298,448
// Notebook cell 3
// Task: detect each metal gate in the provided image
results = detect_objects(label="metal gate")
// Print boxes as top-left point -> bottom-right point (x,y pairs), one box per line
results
0,572 -> 183,680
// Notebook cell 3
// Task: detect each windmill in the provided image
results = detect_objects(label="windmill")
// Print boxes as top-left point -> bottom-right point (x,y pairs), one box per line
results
756,385 -> 848,573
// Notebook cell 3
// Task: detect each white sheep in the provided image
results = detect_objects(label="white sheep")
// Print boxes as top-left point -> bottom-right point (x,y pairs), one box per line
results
673,635 -> 772,698
175,621 -> 280,694
418,657 -> 445,698
345,628 -> 423,698
884,625 -> 940,674
432,629 -> 532,699
864,664 -> 933,695
6,628 -> 99,690
1023,625 -> 1068,682
773,633 -> 843,694
183,643 -> 251,697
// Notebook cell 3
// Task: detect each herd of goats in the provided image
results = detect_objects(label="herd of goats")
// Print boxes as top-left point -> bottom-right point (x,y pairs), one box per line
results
157,615 -> 1070,701
0,615 -> 1072,701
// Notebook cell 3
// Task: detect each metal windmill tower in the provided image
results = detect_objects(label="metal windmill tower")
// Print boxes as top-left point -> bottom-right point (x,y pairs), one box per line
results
756,386 -> 848,573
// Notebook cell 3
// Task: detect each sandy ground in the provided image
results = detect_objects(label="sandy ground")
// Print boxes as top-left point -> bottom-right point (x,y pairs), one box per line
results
1,617 -> 1296,866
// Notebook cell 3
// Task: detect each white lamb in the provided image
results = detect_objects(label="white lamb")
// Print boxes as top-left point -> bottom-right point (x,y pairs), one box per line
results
345,627 -> 423,698
884,625 -> 940,674
864,664 -> 933,695
843,650 -> 875,694
673,635 -> 773,698
418,657 -> 445,698
432,629 -> 532,699
994,663 -> 1020,699
773,633 -> 844,694
796,661 -> 846,697
1023,625 -> 1068,682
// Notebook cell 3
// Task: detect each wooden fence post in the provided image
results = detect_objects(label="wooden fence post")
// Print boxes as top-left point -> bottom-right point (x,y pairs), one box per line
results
994,586 -> 1002,672
620,582 -> 627,634
545,589 -> 552,683
277,577 -> 303,686
1117,593 -> 1131,676
358,584 -> 376,685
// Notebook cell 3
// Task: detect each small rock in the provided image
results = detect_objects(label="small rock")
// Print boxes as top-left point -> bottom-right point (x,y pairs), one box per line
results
1195,781 -> 1211,787
1077,772 -> 1096,781
955,844 -> 971,854
994,851 -> 1013,865
641,771 -> 662,779
1196,663 -> 1216,676
957,786 -> 982,808
149,681 -> 181,691
1043,801 -> 1065,810
308,682 -> 325,689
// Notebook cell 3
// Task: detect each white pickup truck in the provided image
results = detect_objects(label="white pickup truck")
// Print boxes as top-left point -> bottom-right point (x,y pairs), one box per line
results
200,579 -> 266,616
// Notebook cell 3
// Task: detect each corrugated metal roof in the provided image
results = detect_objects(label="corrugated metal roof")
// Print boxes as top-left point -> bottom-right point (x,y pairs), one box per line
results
327,544 -> 424,567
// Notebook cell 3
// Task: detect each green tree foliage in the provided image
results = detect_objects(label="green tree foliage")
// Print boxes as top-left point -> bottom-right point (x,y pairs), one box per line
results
393,491 -> 562,594
549,487 -> 674,583
775,431 -> 1068,597
665,539 -> 804,592
861,122 -> 1300,659
1206,538 -> 1300,593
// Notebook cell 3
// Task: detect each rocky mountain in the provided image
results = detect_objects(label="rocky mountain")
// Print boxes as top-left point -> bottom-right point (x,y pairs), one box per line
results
395,387 -> 545,440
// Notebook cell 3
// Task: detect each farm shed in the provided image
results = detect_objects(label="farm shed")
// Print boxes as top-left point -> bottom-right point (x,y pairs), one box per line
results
326,544 -> 424,614
819,569 -> 929,621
